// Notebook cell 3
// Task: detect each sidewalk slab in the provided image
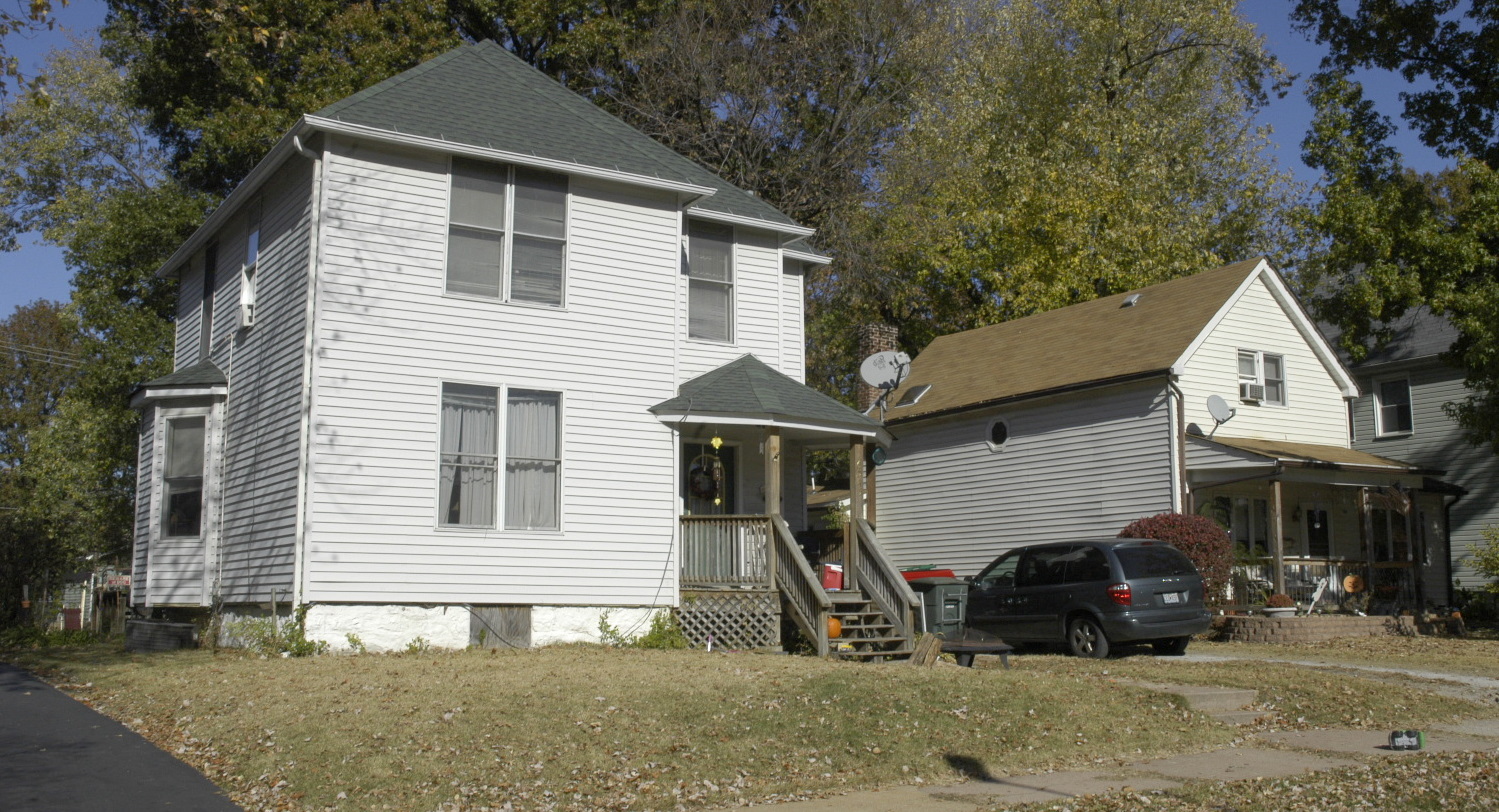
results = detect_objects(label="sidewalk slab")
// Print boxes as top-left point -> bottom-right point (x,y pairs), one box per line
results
1432,718 -> 1499,739
1260,728 -> 1499,755
1134,747 -> 1356,780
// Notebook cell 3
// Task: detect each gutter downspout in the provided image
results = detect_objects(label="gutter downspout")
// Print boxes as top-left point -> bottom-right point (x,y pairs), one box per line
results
291,134 -> 323,609
1167,378 -> 1185,513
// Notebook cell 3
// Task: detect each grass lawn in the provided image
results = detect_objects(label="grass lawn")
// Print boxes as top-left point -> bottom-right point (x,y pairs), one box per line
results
5,637 -> 1495,812
1188,631 -> 1499,679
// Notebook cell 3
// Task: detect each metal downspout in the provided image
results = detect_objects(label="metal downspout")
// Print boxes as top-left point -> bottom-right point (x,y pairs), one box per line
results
291,135 -> 323,609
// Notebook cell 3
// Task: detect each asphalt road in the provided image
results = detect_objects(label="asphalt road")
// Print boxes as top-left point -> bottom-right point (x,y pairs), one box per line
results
0,663 -> 241,811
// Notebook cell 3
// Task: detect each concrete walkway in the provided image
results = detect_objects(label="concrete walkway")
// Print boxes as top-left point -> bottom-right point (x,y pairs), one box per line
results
0,663 -> 241,812
770,723 -> 1499,811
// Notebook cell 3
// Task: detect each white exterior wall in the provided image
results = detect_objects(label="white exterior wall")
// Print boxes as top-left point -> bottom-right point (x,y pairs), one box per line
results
677,226 -> 798,382
140,399 -> 224,606
174,261 -> 205,368
298,603 -> 658,651
878,379 -> 1175,577
1179,275 -> 1349,444
131,410 -> 154,606
303,138 -> 699,607
212,161 -> 312,603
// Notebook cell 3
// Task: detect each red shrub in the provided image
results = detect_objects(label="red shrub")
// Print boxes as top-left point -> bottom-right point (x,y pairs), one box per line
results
1119,513 -> 1233,606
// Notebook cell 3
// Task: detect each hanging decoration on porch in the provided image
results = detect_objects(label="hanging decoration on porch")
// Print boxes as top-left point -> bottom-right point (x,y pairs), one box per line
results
688,453 -> 726,504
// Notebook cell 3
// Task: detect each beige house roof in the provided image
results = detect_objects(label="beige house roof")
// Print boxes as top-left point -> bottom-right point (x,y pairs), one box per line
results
1203,436 -> 1428,473
885,258 -> 1266,423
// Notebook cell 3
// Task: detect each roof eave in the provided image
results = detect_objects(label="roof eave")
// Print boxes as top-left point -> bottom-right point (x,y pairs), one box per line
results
783,247 -> 832,265
886,368 -> 1171,426
653,410 -> 891,444
686,206 -> 816,239
130,384 -> 230,409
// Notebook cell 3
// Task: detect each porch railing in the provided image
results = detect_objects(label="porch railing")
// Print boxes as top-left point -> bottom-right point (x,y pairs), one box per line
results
1233,558 -> 1417,609
680,515 -> 773,588
771,515 -> 831,657
852,518 -> 920,642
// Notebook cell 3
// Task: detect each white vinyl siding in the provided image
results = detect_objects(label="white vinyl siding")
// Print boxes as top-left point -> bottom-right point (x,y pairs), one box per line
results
878,380 -> 1174,577
1351,362 -> 1499,589
780,259 -> 806,382
132,411 -> 155,606
677,226 -> 789,381
305,140 -> 706,606
211,162 -> 311,603
1180,275 -> 1348,443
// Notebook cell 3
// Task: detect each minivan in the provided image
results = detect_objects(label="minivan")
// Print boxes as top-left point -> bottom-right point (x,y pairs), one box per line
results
965,539 -> 1211,657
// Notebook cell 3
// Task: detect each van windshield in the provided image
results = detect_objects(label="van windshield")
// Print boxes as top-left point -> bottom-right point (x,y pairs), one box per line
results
1115,545 -> 1196,578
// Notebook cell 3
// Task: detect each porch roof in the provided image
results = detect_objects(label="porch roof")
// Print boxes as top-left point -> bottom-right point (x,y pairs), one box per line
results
650,354 -> 890,443
129,361 -> 228,408
1196,435 -> 1432,475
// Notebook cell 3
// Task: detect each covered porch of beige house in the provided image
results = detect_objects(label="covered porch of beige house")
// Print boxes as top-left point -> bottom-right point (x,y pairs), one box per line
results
1187,436 -> 1452,613
649,355 -> 914,657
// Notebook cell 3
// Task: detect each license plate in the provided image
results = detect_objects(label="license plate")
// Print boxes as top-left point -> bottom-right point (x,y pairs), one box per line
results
1162,592 -> 1180,605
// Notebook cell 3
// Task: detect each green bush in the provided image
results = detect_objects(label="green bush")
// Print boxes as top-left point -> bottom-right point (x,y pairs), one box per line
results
227,604 -> 327,657
1120,512 -> 1233,605
1471,525 -> 1499,593
597,609 -> 689,649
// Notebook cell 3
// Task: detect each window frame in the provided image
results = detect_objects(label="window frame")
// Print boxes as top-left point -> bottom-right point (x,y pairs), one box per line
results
444,158 -> 569,308
1237,349 -> 1287,406
1373,376 -> 1414,436
240,199 -> 261,329
504,388 -> 563,531
985,415 -> 1011,452
685,220 -> 735,343
435,382 -> 565,532
158,408 -> 211,540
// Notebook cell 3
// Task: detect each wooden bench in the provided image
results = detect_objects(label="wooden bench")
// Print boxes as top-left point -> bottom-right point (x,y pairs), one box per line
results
941,638 -> 1014,669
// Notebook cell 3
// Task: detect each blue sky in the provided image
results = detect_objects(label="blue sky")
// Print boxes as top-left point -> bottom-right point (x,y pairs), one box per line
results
0,1 -> 1456,319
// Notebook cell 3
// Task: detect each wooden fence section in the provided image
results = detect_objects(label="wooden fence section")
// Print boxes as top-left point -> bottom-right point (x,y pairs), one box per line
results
680,515 -> 773,588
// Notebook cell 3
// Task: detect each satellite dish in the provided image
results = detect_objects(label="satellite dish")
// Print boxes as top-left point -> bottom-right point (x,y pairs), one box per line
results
859,351 -> 911,391
1206,395 -> 1236,426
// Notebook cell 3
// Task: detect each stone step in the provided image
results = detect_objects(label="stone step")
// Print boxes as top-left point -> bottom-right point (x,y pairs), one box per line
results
1210,709 -> 1273,726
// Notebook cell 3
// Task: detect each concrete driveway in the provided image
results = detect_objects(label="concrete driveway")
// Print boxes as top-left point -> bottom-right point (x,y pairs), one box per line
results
0,663 -> 240,811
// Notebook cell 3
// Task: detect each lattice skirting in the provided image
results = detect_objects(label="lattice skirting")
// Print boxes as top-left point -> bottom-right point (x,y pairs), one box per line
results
677,590 -> 780,651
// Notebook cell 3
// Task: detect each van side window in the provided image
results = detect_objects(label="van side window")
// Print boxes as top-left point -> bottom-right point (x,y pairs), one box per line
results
974,550 -> 1021,588
1065,547 -> 1111,583
1019,546 -> 1073,587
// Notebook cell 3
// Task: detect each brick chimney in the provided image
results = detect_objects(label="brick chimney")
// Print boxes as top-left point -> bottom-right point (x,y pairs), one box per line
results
855,323 -> 899,413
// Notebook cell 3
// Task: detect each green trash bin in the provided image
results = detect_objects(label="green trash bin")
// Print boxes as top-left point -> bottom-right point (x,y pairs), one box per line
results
907,577 -> 968,638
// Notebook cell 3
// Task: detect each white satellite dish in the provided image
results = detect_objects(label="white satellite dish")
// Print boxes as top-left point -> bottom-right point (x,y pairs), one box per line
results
859,350 -> 911,391
1206,394 -> 1236,426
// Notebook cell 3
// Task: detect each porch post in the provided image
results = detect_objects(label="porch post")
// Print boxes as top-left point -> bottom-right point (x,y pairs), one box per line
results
846,435 -> 865,592
764,427 -> 782,517
1271,479 -> 1286,595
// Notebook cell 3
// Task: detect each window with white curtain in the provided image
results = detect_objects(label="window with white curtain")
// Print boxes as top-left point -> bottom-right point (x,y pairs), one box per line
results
446,158 -> 567,306
439,384 -> 499,527
686,220 -> 733,342
163,416 -> 206,538
505,389 -> 560,530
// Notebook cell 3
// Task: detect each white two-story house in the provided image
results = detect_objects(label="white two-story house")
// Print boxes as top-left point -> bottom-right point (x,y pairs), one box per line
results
129,41 -> 897,654
876,258 -> 1450,612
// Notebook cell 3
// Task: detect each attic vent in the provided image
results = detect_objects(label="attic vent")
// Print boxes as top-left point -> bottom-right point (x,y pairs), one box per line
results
1121,293 -> 1143,308
894,384 -> 932,407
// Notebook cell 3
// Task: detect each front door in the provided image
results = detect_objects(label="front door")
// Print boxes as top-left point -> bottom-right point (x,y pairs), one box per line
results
683,442 -> 737,515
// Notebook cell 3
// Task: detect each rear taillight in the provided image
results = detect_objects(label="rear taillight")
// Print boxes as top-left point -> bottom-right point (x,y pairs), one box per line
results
1107,583 -> 1132,606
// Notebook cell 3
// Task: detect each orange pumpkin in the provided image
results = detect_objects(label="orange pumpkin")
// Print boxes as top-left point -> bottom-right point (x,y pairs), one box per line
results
827,617 -> 843,638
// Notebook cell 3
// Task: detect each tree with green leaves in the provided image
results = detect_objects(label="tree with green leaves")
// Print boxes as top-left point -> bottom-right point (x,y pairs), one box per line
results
1297,74 -> 1499,450
842,0 -> 1297,356
0,0 -> 61,98
1291,1 -> 1499,450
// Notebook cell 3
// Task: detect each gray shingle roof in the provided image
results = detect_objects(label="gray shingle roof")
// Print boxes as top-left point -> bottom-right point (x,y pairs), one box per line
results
1320,307 -> 1460,368
651,355 -> 879,431
314,41 -> 801,230
139,361 -> 227,389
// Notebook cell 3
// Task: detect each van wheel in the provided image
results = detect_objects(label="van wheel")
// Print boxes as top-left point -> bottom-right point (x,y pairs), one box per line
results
1066,616 -> 1109,658
1152,636 -> 1190,656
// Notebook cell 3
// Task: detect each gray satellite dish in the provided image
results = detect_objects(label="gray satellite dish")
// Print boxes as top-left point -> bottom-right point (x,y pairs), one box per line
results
1206,394 -> 1236,426
859,350 -> 911,391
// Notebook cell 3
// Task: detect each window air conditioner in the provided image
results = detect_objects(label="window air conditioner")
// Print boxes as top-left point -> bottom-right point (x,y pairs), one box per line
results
240,302 -> 256,328
1239,381 -> 1265,402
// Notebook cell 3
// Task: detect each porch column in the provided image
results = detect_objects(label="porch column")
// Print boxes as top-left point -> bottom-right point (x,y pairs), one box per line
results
846,434 -> 865,592
1271,480 -> 1286,595
764,427 -> 782,517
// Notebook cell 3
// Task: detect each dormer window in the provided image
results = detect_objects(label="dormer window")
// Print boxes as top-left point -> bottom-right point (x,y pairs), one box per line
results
447,158 -> 568,306
1237,350 -> 1285,406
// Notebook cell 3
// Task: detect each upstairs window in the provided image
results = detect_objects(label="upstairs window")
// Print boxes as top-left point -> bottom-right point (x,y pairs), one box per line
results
447,159 -> 567,306
1237,350 -> 1286,406
240,200 -> 261,328
163,416 -> 206,538
686,221 -> 734,342
1375,378 -> 1413,435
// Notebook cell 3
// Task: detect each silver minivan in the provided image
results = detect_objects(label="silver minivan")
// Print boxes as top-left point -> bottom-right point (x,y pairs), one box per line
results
966,538 -> 1211,657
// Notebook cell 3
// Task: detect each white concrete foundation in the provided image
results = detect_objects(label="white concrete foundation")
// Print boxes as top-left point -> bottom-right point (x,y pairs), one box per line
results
298,603 -> 665,651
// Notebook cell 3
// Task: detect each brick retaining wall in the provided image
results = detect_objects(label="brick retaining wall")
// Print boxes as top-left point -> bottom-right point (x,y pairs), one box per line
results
1217,614 -> 1417,644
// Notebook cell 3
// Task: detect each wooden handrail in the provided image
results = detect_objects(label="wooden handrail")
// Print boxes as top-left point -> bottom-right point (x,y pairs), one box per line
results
852,518 -> 919,641
771,515 -> 830,657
